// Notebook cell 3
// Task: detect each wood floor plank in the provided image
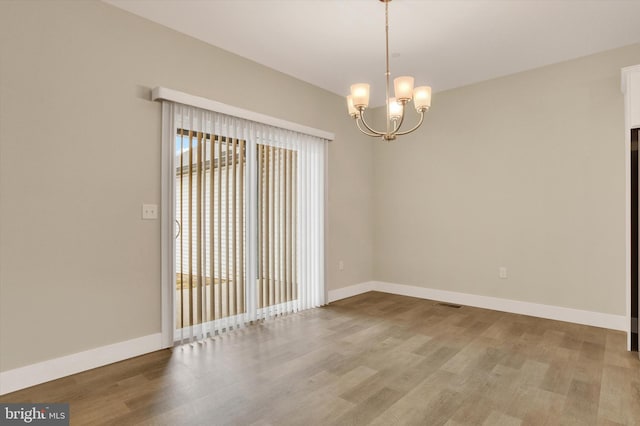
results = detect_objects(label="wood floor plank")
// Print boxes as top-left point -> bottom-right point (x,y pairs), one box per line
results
1,291 -> 639,425
482,411 -> 522,426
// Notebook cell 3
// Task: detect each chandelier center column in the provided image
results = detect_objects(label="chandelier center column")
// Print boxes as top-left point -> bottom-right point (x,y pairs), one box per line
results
385,0 -> 390,139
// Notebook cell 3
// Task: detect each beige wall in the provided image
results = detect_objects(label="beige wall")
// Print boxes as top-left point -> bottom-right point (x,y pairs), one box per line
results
373,44 -> 640,315
0,0 -> 374,371
1,0 -> 636,374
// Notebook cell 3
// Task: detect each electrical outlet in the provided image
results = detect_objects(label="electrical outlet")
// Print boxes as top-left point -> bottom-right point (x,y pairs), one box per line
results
338,260 -> 344,271
142,204 -> 158,220
499,267 -> 507,279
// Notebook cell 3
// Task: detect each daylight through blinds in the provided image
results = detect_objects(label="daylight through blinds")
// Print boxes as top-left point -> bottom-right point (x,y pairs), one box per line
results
167,103 -> 325,342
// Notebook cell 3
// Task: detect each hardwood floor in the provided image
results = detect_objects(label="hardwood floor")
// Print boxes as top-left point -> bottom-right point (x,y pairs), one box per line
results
2,291 -> 639,425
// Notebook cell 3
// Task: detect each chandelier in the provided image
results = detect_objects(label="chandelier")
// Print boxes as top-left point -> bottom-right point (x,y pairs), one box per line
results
346,0 -> 431,141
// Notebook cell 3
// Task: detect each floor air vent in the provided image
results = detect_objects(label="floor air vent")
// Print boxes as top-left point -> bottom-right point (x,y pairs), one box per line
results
437,302 -> 462,309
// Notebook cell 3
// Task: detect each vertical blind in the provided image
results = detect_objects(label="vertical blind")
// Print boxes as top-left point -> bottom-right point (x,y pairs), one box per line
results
257,144 -> 297,310
166,103 -> 326,343
176,131 -> 246,329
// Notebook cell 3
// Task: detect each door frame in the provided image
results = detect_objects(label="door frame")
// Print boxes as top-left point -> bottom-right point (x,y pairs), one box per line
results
160,102 -> 176,348
622,65 -> 640,351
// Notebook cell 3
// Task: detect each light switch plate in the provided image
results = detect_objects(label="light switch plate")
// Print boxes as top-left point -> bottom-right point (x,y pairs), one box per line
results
142,204 -> 158,220
499,267 -> 507,279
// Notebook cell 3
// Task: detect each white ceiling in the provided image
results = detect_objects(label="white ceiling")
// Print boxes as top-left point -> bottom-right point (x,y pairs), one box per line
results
104,0 -> 640,106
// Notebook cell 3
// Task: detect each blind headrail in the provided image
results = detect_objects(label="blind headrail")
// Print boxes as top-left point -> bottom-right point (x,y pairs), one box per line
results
152,87 -> 335,141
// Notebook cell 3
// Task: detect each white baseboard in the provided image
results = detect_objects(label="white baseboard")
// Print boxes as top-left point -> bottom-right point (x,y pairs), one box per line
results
2,281 -> 626,396
328,281 -> 626,331
0,333 -> 162,396
327,281 -> 376,303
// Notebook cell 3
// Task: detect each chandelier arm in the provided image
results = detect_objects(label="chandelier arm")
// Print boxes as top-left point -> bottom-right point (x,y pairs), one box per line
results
391,108 -> 407,135
356,118 -> 383,137
394,110 -> 425,136
358,109 -> 386,136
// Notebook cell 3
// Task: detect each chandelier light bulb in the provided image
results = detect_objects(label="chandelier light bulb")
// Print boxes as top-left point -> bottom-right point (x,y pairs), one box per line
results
413,86 -> 432,111
394,76 -> 414,102
388,98 -> 403,120
346,95 -> 359,117
350,84 -> 370,109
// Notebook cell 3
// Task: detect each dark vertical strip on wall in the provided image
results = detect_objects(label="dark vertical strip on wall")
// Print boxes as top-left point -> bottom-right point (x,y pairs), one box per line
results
188,131 -> 194,328
632,128 -> 638,351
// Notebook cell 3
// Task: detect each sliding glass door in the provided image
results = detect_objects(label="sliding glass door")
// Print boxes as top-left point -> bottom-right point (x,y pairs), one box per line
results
164,103 -> 325,343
